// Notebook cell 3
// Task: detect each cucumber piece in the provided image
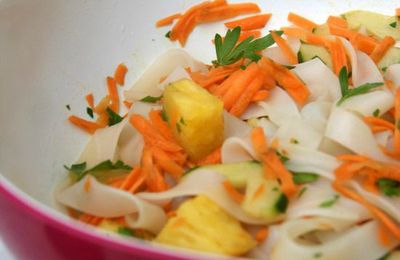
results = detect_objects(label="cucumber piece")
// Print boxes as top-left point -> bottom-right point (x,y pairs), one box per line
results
379,47 -> 400,71
241,175 -> 285,222
342,10 -> 400,40
299,44 -> 333,69
313,23 -> 330,36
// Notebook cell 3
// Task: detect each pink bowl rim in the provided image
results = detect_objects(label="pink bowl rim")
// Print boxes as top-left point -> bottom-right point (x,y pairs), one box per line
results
0,175 -> 240,260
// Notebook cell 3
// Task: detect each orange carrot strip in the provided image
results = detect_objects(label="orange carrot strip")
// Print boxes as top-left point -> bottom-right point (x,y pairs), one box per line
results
351,34 -> 378,55
364,116 -> 395,131
396,8 -> 400,17
197,3 -> 261,23
230,74 -> 265,116
197,147 -> 222,166
223,180 -> 244,203
93,95 -> 111,115
336,154 -> 369,163
85,93 -> 94,109
394,89 -> 400,153
123,100 -> 133,109
151,146 -> 184,179
328,25 -> 357,39
212,69 -> 243,97
68,115 -> 100,134
327,16 -> 348,28
251,89 -> 270,102
114,63 -> 128,86
378,225 -> 393,247
224,14 -> 272,30
128,174 -> 146,193
287,12 -> 318,32
255,228 -> 269,243
306,34 -> 328,46
119,167 -> 141,191
238,30 -> 261,42
107,77 -> 119,112
327,37 -> 348,75
167,211 -> 177,218
156,13 -> 182,27
370,36 -> 396,63
252,183 -> 266,201
282,26 -> 308,40
271,31 -> 298,65
84,178 -> 91,192
149,110 -> 176,142
251,127 -> 268,155
222,62 -> 260,110
96,113 -> 109,128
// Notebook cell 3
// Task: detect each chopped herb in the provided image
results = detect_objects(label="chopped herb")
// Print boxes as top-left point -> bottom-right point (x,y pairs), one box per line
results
337,82 -> 383,106
180,117 -> 185,125
382,67 -> 388,73
161,109 -> 168,122
65,160 -> 132,181
250,159 -> 261,164
275,193 -> 289,213
297,51 -> 304,63
165,31 -> 171,38
390,22 -> 397,28
117,227 -> 135,237
176,122 -> 182,133
376,178 -> 400,197
377,252 -> 391,260
298,187 -> 308,198
339,66 -> 349,97
284,65 -> 296,70
86,107 -> 94,118
373,109 -> 380,117
272,187 -> 279,192
319,195 -> 340,208
314,252 -> 323,258
240,65 -> 246,70
291,172 -> 319,184
106,107 -> 123,126
66,104 -> 71,110
290,138 -> 299,144
140,95 -> 163,103
276,151 -> 289,163
183,166 -> 200,176
213,27 -> 283,66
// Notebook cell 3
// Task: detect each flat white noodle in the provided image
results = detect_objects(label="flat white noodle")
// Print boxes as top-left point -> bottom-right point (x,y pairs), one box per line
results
340,90 -> 394,117
241,103 -> 270,120
375,130 -> 393,148
137,170 -> 267,225
262,37 -> 301,65
300,101 -> 332,133
221,136 -> 256,163
325,107 -> 399,165
124,49 -> 207,101
292,58 -> 341,102
56,176 -> 167,234
241,87 -> 301,126
287,179 -> 370,222
251,117 -> 279,140
267,218 -> 397,260
224,111 -> 252,139
273,118 -> 323,149
353,51 -> 384,86
385,64 -> 400,89
158,66 -> 190,90
118,133 -> 144,167
318,137 -> 352,156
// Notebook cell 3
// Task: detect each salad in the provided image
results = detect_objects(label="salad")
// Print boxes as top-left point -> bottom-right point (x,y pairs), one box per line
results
57,0 -> 400,259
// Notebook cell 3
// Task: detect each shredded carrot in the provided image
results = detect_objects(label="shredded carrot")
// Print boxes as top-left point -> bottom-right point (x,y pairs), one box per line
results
287,12 -> 318,32
93,95 -> 111,115
151,146 -> 184,179
224,13 -> 271,30
123,100 -> 133,109
107,77 -> 119,112
230,74 -> 265,116
370,36 -> 396,64
212,69 -> 243,97
271,31 -> 298,65
238,30 -> 261,41
251,127 -> 269,155
222,62 -> 260,110
197,147 -> 222,166
327,16 -> 347,28
394,89 -> 400,154
167,210 -> 177,218
252,183 -> 266,201
336,154 -> 369,163
327,37 -> 349,75
223,180 -> 244,203
119,167 -> 141,191
396,8 -> 400,17
251,89 -> 270,102
156,13 -> 182,27
68,115 -> 100,134
364,116 -> 395,132
197,3 -> 261,23
328,25 -> 357,39
149,110 -> 176,142
255,228 -> 269,243
114,63 -> 128,86
84,178 -> 91,192
96,113 -> 109,128
378,225 -> 393,247
85,93 -> 94,109
350,34 -> 378,55
282,27 -> 327,46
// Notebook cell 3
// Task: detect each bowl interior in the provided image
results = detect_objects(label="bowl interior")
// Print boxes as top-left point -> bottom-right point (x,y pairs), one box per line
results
0,0 -> 398,253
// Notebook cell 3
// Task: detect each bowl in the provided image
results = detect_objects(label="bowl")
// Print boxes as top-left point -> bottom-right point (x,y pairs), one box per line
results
0,0 -> 398,259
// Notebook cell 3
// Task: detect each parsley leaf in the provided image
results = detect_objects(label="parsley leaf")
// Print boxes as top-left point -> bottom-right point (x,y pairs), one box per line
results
86,107 -> 94,118
66,104 -> 71,110
64,162 -> 87,178
390,22 -> 397,28
213,27 -> 282,66
275,193 -> 289,213
339,66 -> 349,97
319,195 -> 340,208
373,109 -> 380,117
291,172 -> 319,184
337,82 -> 383,106
165,31 -> 171,38
106,107 -> 123,126
161,109 -> 168,122
377,178 -> 400,197
298,187 -> 308,198
117,227 -> 135,237
276,151 -> 289,163
65,160 -> 132,181
140,95 -> 163,103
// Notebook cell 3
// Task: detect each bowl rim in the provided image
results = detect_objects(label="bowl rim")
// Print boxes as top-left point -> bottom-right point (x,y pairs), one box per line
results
0,175 -> 235,260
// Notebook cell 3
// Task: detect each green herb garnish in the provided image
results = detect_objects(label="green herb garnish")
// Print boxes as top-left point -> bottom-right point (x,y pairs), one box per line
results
213,27 -> 282,66
275,193 -> 289,213
65,160 -> 132,181
390,22 -> 397,28
382,67 -> 388,72
276,151 -> 289,163
291,172 -> 319,184
183,166 -> 200,176
290,138 -> 299,144
376,178 -> 400,197
373,109 -> 380,117
297,51 -> 304,63
165,31 -> 171,38
284,65 -> 296,70
339,66 -> 349,97
298,187 -> 307,198
106,107 -> 123,126
66,104 -> 71,111
86,107 -> 94,118
117,227 -> 135,237
140,95 -> 163,103
161,109 -> 168,122
319,195 -> 340,208
314,252 -> 323,258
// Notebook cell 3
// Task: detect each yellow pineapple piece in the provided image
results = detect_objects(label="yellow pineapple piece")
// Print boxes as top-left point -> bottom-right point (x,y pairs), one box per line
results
163,79 -> 224,161
155,196 -> 256,256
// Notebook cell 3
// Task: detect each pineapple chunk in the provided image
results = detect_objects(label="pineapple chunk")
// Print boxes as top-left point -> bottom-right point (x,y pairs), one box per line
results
163,79 -> 224,161
155,196 -> 256,256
